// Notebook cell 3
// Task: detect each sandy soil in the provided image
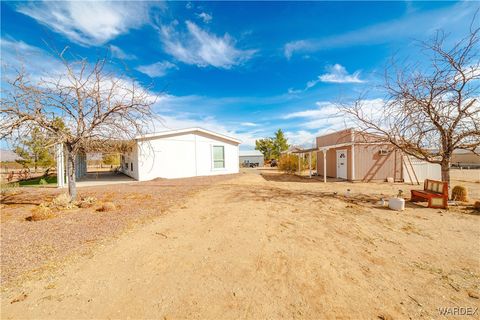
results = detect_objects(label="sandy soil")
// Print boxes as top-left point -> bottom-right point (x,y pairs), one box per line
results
1,171 -> 479,319
0,174 -> 236,287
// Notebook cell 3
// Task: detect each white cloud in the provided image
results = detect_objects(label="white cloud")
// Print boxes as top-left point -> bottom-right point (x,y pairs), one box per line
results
15,1 -> 157,46
196,12 -> 212,23
284,40 -> 312,60
284,130 -> 319,148
318,64 -> 364,84
109,45 -> 136,60
284,1 -> 477,58
283,102 -> 338,120
0,38 -> 63,81
241,122 -> 258,127
287,64 -> 364,94
283,99 -> 385,134
136,61 -> 177,77
153,113 -> 259,147
159,21 -> 256,68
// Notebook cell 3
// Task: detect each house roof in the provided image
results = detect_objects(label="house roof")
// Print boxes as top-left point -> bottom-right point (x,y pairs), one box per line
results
453,148 -> 480,154
239,150 -> 263,157
135,127 -> 241,145
0,149 -> 24,162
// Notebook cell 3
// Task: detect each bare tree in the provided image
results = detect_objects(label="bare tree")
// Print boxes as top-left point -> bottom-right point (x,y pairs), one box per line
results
343,22 -> 480,183
1,50 -> 157,200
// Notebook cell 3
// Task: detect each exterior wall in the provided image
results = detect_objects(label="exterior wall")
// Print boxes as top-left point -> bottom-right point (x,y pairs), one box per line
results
315,129 -> 402,181
452,153 -> 480,167
194,133 -> 239,177
316,146 -> 353,179
354,144 -> 402,182
132,132 -> 239,181
316,129 -> 353,148
121,146 -> 139,180
239,155 -> 264,166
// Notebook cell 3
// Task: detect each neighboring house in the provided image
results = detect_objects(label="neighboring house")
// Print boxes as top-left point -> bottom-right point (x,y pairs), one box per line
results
120,128 -> 240,181
239,150 -> 264,167
0,149 -> 24,162
315,128 -> 440,182
451,148 -> 480,169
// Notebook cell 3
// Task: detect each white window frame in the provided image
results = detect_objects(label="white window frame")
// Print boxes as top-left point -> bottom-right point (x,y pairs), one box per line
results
211,145 -> 226,170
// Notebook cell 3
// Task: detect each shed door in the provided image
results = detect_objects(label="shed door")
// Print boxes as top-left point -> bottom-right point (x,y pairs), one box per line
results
336,149 -> 347,179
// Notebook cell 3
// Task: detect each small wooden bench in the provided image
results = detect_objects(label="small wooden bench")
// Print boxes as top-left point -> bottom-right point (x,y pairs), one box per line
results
411,179 -> 448,209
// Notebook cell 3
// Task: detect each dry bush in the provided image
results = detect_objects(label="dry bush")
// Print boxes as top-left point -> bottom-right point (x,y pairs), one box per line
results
97,202 -> 116,212
29,203 -> 56,221
278,154 -> 300,174
51,193 -> 76,209
474,201 -> 480,211
0,182 -> 19,196
451,185 -> 468,202
77,196 -> 97,208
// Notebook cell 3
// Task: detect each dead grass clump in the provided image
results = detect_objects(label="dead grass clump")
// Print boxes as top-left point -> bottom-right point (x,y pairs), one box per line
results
0,182 -> 19,196
28,203 -> 56,221
51,193 -> 76,209
97,202 -> 116,212
451,185 -> 468,202
77,196 -> 97,208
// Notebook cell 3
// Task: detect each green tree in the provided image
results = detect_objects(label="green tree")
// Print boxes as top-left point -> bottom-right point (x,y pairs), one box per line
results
255,138 -> 275,160
255,129 -> 290,160
14,127 -> 54,172
272,129 -> 289,158
102,153 -> 120,166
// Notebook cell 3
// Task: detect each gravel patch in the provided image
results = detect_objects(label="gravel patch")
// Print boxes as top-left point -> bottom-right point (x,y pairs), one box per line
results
1,174 -> 237,288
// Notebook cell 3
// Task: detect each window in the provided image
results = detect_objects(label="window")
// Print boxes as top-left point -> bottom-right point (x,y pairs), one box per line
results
130,162 -> 133,171
212,146 -> 225,169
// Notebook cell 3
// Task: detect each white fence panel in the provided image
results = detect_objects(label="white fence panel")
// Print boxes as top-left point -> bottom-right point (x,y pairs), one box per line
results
403,156 -> 441,183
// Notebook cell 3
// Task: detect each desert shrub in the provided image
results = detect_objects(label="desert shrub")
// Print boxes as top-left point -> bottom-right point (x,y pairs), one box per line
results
39,178 -> 48,186
451,185 -> 468,202
474,201 -> 480,211
51,193 -> 76,209
97,202 -> 116,212
0,182 -> 19,196
29,203 -> 56,221
278,154 -> 300,174
77,196 -> 97,208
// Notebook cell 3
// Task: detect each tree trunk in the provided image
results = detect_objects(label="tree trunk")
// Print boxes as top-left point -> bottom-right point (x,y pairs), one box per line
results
65,146 -> 77,201
441,160 -> 450,185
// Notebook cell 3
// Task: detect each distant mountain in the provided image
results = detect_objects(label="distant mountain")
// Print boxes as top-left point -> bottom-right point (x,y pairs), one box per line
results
0,149 -> 24,162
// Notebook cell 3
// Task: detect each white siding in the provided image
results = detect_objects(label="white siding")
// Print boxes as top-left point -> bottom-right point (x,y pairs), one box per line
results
132,132 -> 239,181
121,146 -> 140,180
403,156 -> 441,183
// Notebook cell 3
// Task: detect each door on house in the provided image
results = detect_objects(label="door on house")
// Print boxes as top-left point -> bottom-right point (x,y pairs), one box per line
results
336,149 -> 347,179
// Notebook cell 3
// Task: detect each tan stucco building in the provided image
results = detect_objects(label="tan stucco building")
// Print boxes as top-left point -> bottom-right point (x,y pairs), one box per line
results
315,129 -> 439,182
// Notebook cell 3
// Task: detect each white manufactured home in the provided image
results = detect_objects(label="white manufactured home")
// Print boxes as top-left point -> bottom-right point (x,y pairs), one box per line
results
120,128 -> 241,181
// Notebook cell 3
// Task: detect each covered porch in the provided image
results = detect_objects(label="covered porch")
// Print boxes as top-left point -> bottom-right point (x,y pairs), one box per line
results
284,147 -> 332,182
76,171 -> 136,187
55,140 -> 135,188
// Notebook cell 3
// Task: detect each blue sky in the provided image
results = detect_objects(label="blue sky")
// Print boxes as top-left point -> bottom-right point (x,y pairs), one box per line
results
1,1 -> 478,149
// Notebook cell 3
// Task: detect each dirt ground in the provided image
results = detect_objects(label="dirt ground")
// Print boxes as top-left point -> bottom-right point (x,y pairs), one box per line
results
1,170 -> 479,319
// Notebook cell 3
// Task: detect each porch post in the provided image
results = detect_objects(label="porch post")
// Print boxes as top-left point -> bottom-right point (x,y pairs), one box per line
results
323,149 -> 327,183
309,151 -> 312,178
298,154 -> 301,175
56,144 -> 65,188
